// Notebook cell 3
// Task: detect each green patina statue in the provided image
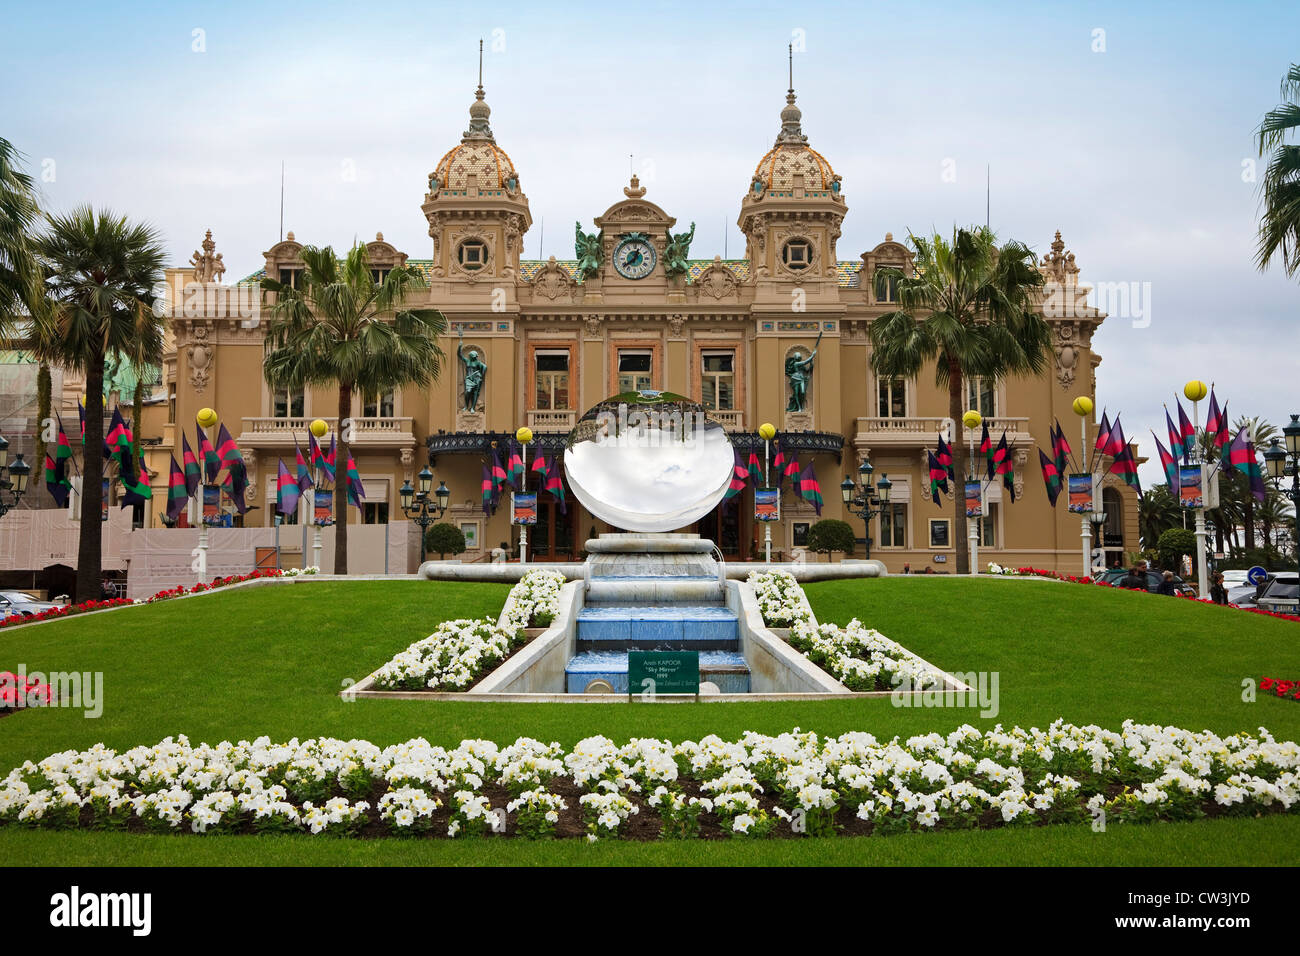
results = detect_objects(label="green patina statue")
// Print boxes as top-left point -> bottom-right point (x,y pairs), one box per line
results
457,328 -> 487,412
663,221 -> 696,277
785,329 -> 823,413
574,222 -> 603,280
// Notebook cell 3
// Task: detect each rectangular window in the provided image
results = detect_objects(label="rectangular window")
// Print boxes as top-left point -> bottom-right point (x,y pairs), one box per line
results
874,265 -> 901,303
534,350 -> 570,410
362,390 -> 395,418
879,503 -> 908,548
617,350 -> 653,393
370,268 -> 390,284
877,377 -> 907,418
701,351 -> 735,410
967,377 -> 996,418
168,391 -> 176,425
363,502 -> 389,525
272,387 -> 304,419
278,268 -> 303,289
978,504 -> 998,548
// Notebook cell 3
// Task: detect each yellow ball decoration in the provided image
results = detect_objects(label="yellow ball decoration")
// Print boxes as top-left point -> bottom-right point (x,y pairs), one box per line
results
196,407 -> 218,428
1183,380 -> 1208,403
516,427 -> 534,444
1071,396 -> 1094,417
758,422 -> 776,441
961,410 -> 982,429
309,418 -> 329,438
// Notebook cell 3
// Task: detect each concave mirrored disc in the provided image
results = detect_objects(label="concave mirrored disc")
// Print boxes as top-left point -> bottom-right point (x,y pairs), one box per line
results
563,391 -> 735,533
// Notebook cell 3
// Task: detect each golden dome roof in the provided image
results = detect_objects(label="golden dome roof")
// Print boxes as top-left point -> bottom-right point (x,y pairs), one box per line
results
749,92 -> 839,195
428,84 -> 521,195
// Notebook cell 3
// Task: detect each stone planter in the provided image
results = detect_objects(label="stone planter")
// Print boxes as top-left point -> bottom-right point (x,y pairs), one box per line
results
524,627 -> 548,639
769,627 -> 792,641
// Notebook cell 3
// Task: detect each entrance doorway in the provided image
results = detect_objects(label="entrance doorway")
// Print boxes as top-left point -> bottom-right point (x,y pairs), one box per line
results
694,501 -> 745,557
532,499 -> 577,560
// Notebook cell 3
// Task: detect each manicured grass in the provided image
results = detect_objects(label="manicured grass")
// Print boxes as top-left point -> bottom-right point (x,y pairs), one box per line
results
3,814 -> 1297,867
1,575 -> 1297,865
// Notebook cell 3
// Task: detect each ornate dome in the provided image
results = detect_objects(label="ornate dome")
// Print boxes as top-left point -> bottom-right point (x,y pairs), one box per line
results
428,82 -> 521,195
749,92 -> 839,195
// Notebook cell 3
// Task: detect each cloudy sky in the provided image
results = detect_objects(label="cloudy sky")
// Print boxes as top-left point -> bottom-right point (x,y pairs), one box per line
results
3,0 -> 1297,485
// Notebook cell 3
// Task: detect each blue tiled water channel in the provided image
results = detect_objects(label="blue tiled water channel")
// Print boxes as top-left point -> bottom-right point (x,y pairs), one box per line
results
565,589 -> 751,694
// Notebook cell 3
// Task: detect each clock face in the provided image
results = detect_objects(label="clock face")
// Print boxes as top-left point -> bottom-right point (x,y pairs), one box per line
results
613,237 -> 657,279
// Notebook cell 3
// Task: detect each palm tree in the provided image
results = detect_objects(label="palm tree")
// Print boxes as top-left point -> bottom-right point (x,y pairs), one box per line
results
870,226 -> 1049,573
1256,487 -> 1293,558
0,136 -> 42,338
262,244 -> 446,574
1256,64 -> 1300,277
1138,485 -> 1182,550
32,207 -> 167,602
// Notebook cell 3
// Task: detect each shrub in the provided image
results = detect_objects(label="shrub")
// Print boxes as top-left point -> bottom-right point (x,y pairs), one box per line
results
806,519 -> 856,556
1156,527 -> 1196,574
425,523 -> 467,560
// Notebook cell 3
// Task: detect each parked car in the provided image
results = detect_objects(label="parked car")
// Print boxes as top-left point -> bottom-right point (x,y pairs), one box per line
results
1219,570 -> 1250,587
1095,568 -> 1196,597
1227,583 -> 1262,606
0,591 -> 62,618
1256,576 -> 1300,616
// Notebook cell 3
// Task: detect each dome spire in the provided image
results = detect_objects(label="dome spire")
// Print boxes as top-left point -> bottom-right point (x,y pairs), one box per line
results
464,38 -> 494,143
776,43 -> 807,145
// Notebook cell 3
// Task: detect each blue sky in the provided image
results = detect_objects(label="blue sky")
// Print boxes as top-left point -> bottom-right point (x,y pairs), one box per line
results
3,0 -> 1298,485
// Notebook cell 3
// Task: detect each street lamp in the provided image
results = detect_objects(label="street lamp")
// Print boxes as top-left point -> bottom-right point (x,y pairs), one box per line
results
401,465 -> 449,562
842,459 -> 890,560
0,437 -> 30,518
1264,416 -> 1300,580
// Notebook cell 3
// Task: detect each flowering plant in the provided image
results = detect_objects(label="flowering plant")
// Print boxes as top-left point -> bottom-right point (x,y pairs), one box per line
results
1261,677 -> 1300,702
0,721 -> 1296,840
0,672 -> 52,710
748,571 -> 945,691
371,570 -> 566,692
0,598 -> 134,630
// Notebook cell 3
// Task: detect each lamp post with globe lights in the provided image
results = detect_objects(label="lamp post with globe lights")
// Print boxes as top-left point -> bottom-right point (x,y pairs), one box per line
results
400,465 -> 450,563
840,458 -> 891,561
194,407 -> 219,578
758,422 -> 776,562
308,418 -> 334,570
0,434 -> 31,519
514,427 -> 533,563
1263,414 -> 1300,580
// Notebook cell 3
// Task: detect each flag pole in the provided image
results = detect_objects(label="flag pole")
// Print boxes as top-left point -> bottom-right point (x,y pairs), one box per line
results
1188,383 -> 1209,598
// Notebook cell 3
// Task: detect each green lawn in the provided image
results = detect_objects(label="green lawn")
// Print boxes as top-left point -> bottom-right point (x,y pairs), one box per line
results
1,576 -> 1297,865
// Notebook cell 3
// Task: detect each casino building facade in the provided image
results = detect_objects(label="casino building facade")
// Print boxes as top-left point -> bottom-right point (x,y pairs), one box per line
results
148,73 -> 1138,572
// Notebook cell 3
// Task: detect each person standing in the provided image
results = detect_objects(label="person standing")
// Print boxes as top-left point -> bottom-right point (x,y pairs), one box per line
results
1119,565 -> 1148,590
1156,571 -> 1178,596
1209,572 -> 1229,605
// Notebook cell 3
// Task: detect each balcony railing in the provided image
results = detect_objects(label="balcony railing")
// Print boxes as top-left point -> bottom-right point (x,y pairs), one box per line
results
854,415 -> 1032,445
239,416 -> 415,447
525,409 -> 577,432
708,409 -> 745,432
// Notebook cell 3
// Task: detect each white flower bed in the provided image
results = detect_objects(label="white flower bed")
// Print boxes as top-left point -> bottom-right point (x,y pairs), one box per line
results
370,570 -> 566,692
747,570 -> 945,692
3,721 -> 1296,840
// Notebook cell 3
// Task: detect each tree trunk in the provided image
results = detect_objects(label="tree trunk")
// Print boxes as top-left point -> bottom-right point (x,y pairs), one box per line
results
334,383 -> 352,575
76,350 -> 105,603
948,359 -> 969,574
35,363 -> 51,499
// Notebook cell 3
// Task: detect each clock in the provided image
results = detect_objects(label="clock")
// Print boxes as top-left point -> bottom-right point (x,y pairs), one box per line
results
612,235 -> 656,279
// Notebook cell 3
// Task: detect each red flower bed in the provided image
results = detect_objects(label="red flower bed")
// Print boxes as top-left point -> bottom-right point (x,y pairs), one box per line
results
1260,677 -> 1300,701
1004,567 -> 1300,623
143,567 -> 285,602
0,671 -> 52,711
1,569 -> 290,631
0,598 -> 134,630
